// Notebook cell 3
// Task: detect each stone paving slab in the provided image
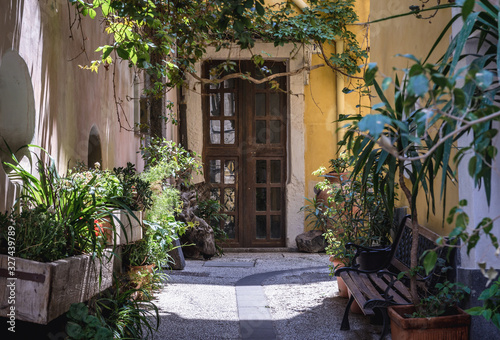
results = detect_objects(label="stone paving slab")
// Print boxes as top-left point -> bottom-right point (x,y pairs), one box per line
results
153,252 -> 386,340
204,261 -> 256,268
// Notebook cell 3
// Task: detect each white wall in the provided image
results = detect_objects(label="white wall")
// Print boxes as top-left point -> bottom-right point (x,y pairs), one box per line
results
0,0 -> 144,212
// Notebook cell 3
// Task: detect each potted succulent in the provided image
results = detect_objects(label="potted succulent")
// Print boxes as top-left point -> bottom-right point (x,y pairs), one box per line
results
0,146 -> 115,324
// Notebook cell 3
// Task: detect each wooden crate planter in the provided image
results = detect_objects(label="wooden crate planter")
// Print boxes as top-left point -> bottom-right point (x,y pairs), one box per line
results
388,305 -> 470,340
104,210 -> 143,245
0,252 -> 113,324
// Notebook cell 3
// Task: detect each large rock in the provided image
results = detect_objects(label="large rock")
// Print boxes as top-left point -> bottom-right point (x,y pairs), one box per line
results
296,230 -> 326,253
166,237 -> 186,270
177,190 -> 216,259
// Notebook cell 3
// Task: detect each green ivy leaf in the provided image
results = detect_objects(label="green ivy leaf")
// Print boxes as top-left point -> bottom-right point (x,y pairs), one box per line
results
364,63 -> 378,86
482,309 -> 493,320
358,114 -> 391,140
255,1 -> 265,16
462,0 -> 475,20
101,2 -> 110,16
466,306 -> 484,315
408,74 -> 429,97
116,46 -> 129,60
382,77 -> 392,90
102,46 -> 114,60
66,322 -> 84,339
88,8 -> 97,19
492,313 -> 500,329
422,250 -> 438,275
476,70 -> 493,90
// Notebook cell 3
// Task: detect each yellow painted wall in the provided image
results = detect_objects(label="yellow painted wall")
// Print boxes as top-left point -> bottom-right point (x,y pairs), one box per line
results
370,1 -> 457,234
303,0 -> 370,204
301,0 -> 457,234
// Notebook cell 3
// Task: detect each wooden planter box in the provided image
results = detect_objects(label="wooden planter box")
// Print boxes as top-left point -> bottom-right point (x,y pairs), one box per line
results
0,252 -> 113,324
388,305 -> 470,340
104,210 -> 143,245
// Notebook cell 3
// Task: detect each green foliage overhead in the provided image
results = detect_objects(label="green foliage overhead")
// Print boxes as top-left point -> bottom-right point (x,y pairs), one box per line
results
68,0 -> 367,90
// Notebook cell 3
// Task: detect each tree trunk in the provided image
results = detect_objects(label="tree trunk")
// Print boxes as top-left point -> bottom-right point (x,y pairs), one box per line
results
149,50 -> 164,139
399,163 -> 420,305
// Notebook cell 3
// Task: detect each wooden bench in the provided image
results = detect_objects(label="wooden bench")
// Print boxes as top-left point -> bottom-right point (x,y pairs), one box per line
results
334,215 -> 454,339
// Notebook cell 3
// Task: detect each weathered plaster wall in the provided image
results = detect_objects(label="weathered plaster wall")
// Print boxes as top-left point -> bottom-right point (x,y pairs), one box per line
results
186,43 -> 308,248
370,0 -> 456,233
452,3 -> 500,271
0,0 -> 145,212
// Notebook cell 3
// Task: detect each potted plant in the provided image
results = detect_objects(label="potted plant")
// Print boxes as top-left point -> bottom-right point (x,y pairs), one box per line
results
320,167 -> 393,303
388,281 -> 471,339
71,162 -> 149,246
122,220 -> 182,298
325,154 -> 350,183
112,162 -> 153,244
338,42 -> 479,331
0,146 -> 115,324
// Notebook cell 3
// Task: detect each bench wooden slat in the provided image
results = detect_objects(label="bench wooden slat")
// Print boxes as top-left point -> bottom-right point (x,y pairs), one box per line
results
355,273 -> 385,300
339,272 -> 375,316
370,273 -> 411,304
335,216 -> 454,339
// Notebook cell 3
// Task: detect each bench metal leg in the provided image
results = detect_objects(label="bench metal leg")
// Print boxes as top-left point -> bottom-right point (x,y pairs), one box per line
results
340,295 -> 355,331
377,307 -> 390,340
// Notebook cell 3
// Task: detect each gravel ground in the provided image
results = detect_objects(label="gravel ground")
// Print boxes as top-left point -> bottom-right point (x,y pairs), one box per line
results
263,271 -> 383,340
151,253 -> 384,340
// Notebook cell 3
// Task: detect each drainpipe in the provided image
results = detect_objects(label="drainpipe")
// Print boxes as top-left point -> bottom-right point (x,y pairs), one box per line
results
335,39 -> 345,150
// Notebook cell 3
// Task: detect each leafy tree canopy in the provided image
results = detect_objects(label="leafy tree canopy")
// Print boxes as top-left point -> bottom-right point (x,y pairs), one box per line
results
69,0 -> 367,91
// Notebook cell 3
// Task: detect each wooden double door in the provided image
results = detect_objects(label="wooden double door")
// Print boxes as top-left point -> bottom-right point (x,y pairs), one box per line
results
202,61 -> 287,247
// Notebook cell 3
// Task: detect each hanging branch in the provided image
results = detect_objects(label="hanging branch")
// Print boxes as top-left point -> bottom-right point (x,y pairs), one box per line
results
188,63 -> 324,86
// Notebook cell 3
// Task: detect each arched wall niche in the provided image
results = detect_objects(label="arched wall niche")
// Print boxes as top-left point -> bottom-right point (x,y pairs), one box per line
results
0,49 -> 35,168
88,125 -> 102,169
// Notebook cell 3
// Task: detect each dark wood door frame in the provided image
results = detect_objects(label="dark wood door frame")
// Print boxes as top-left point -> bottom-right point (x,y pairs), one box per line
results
202,60 -> 287,247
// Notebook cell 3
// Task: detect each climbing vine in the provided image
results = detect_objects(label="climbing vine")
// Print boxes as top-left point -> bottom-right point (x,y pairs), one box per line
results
68,0 -> 367,90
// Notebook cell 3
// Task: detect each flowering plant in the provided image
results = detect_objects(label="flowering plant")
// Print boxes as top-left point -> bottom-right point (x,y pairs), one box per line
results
0,146 -> 113,262
69,162 -> 124,206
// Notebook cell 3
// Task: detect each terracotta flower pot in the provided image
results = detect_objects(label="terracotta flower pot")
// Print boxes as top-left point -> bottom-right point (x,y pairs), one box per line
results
129,263 -> 155,276
128,264 -> 156,300
388,305 -> 471,340
347,290 -> 363,314
325,171 -> 350,184
330,256 -> 349,298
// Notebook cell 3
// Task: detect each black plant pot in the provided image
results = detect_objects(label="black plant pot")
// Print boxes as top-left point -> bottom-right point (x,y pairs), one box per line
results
356,247 -> 391,271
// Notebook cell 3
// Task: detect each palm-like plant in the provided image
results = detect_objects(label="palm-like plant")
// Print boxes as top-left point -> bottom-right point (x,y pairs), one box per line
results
340,0 -> 500,300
